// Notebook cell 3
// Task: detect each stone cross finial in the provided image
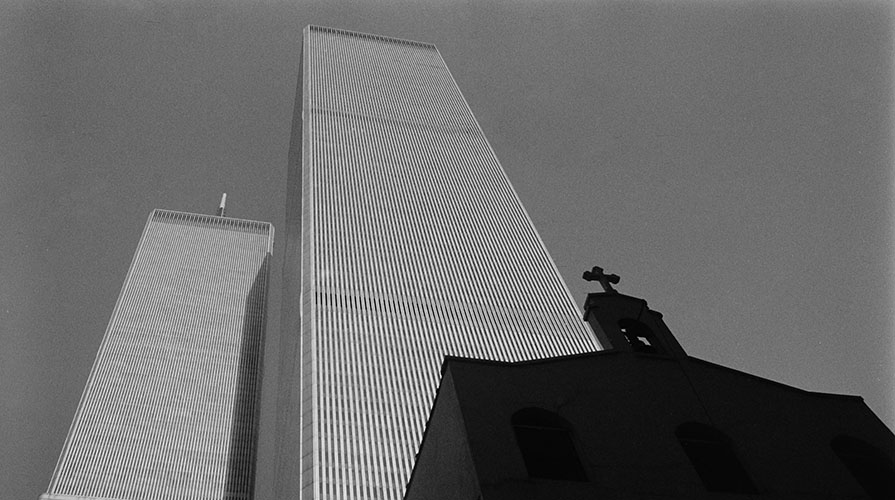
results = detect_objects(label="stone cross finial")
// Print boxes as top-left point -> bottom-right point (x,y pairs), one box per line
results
583,266 -> 620,293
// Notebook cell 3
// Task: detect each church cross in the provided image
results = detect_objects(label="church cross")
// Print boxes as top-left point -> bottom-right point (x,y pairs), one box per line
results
583,266 -> 620,293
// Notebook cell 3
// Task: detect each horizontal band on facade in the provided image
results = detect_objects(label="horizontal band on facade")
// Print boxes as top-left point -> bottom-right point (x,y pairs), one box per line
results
309,106 -> 481,136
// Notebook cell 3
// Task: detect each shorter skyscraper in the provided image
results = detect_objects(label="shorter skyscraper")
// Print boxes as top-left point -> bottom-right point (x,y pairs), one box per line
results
41,209 -> 273,500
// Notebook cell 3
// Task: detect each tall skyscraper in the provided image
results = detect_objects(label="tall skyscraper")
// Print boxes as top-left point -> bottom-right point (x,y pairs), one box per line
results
41,209 -> 273,500
277,26 -> 603,500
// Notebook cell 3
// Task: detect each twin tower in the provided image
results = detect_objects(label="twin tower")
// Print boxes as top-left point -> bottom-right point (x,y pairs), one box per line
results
40,27 -> 602,500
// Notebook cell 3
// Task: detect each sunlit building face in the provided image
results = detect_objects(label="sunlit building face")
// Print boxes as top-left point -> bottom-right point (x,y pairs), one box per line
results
277,26 -> 602,500
41,210 -> 273,500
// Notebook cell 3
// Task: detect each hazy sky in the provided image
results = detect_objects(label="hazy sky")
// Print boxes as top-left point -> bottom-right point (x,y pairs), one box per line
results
2,1 -> 892,499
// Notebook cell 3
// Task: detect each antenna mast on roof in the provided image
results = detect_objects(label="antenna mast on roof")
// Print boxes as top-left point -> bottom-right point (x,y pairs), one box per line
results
216,193 -> 227,217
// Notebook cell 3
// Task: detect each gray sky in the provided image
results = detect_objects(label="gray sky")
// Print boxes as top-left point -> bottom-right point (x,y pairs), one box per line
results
2,1 -> 892,499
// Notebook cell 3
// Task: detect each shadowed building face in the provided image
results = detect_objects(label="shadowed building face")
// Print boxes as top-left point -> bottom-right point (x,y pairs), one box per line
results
277,26 -> 603,500
41,210 -> 273,500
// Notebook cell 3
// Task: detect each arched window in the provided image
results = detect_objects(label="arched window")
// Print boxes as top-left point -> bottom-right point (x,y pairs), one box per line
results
831,435 -> 895,499
512,407 -> 587,481
675,422 -> 757,493
618,318 -> 663,354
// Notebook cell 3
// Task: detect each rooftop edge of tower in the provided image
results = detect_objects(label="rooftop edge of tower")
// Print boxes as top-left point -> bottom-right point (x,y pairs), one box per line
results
151,208 -> 274,239
305,25 -> 438,51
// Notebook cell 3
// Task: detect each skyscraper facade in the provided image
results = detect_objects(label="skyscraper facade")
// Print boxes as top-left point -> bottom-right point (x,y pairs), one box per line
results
277,26 -> 603,500
42,209 -> 273,500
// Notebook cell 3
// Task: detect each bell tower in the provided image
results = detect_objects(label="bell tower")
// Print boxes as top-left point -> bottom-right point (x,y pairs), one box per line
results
581,266 -> 687,358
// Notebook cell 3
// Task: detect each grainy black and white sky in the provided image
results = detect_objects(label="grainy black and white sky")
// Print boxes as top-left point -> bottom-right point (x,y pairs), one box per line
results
3,1 -> 893,499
